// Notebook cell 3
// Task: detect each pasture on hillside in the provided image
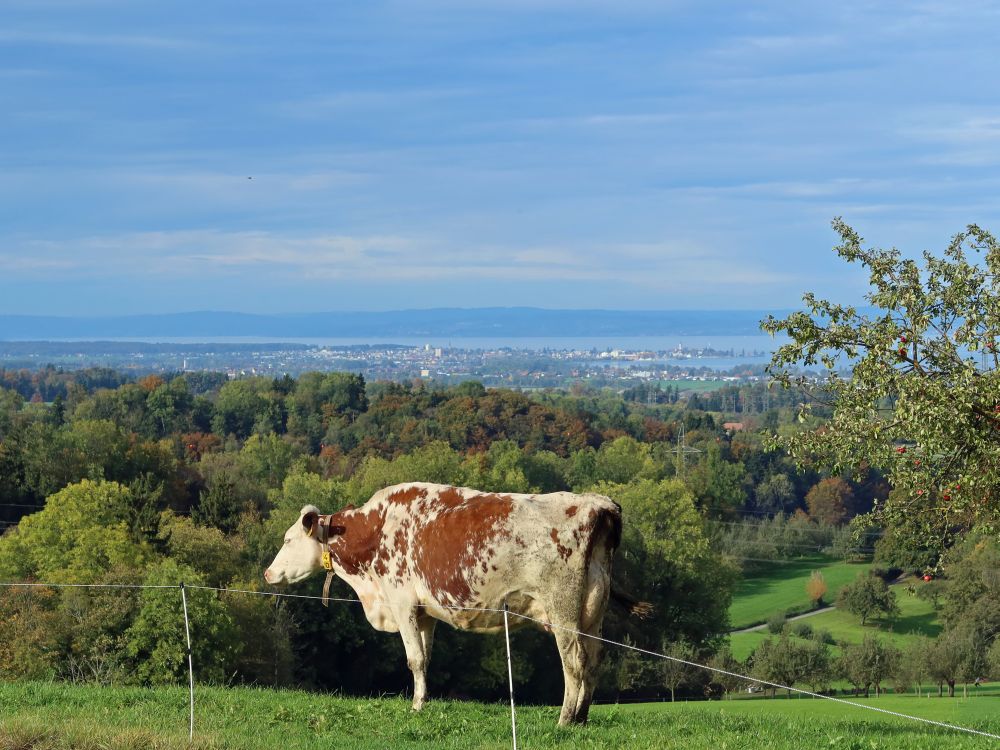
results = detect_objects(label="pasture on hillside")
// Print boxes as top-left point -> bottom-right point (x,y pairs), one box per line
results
728,574 -> 942,661
728,555 -> 872,631
2,681 -> 999,750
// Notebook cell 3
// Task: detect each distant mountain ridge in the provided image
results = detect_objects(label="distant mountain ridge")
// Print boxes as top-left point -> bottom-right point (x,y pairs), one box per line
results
0,308 -> 784,340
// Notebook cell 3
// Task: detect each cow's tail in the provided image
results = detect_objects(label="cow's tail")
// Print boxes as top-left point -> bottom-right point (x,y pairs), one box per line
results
610,584 -> 654,620
588,502 -> 623,570
594,501 -> 653,619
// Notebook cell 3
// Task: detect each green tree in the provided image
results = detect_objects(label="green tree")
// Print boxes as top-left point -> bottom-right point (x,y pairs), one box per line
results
915,578 -> 948,612
755,473 -> 797,514
0,387 -> 25,438
708,646 -> 745,699
125,559 -> 240,685
894,637 -> 930,695
751,635 -> 810,697
158,513 -> 244,588
0,586 -> 65,680
687,442 -> 747,516
594,436 -> 657,484
763,220 -> 1000,550
238,433 -> 298,489
925,629 -> 966,697
0,479 -> 151,584
837,572 -> 900,626
802,635 -> 833,693
938,534 -> 1000,635
591,478 -> 736,649
838,634 -> 899,697
988,638 -> 1000,680
659,639 -> 695,702
211,379 -> 269,439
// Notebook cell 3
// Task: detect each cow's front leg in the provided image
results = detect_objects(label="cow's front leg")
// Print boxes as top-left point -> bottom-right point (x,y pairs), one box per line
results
398,610 -> 429,711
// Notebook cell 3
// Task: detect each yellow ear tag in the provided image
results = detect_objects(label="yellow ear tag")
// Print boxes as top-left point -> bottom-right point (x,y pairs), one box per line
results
321,548 -> 332,571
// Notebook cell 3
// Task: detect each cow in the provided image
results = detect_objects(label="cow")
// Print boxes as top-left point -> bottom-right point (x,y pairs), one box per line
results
263,482 -> 644,725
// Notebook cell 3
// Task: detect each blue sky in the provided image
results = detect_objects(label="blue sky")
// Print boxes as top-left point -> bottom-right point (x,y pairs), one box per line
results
2,1 -> 999,315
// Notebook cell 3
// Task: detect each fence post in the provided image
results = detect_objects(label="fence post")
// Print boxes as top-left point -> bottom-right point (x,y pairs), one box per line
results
179,581 -> 195,742
502,601 -> 518,750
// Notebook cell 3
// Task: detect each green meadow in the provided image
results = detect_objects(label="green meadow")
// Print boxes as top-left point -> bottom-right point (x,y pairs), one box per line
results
1,681 -> 998,750
728,555 -> 873,631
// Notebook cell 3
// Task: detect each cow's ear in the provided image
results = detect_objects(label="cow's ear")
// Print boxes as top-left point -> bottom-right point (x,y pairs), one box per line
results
302,511 -> 319,536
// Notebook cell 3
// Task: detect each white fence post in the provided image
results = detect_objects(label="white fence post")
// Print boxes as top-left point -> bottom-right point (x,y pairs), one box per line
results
502,602 -> 518,750
179,581 -> 195,742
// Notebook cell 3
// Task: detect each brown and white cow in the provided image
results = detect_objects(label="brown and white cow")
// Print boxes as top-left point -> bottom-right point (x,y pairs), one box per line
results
264,482 -> 629,725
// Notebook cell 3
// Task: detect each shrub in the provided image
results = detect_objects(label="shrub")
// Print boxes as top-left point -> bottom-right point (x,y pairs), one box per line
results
791,621 -> 813,638
870,566 -> 903,583
766,612 -> 787,634
814,628 -> 836,645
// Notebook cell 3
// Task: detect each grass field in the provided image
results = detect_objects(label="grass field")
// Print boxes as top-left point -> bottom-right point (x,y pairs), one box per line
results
728,564 -> 943,660
728,556 -> 873,631
1,681 -> 999,750
659,379 -> 732,393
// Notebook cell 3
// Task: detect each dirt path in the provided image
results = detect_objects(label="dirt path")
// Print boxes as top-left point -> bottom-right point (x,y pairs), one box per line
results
729,605 -> 836,635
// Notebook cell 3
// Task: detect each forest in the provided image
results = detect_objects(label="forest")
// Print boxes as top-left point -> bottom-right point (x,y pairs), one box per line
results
0,367 -> 995,704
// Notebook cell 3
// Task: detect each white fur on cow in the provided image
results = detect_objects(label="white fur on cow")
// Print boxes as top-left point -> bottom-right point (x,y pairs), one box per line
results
264,482 -> 627,725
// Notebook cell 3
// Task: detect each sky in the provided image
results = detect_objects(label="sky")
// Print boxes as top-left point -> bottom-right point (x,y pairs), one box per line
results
2,1 -> 1000,315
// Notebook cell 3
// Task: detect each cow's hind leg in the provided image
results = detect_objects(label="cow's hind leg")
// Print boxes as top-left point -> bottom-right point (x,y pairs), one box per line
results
574,561 -> 611,723
553,627 -> 586,726
398,610 -> 430,711
573,627 -> 603,723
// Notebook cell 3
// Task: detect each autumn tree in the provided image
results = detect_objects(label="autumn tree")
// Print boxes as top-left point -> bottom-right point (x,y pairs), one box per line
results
805,477 -> 855,525
806,570 -> 828,607
763,220 -> 1000,553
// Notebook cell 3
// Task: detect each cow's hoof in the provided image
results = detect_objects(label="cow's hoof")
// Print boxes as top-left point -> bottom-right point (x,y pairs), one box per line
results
411,701 -> 425,712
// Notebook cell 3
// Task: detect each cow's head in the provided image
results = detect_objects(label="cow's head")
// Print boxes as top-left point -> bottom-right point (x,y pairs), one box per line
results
264,505 -> 342,584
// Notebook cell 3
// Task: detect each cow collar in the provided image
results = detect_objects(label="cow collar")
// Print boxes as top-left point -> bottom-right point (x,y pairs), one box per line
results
308,513 -> 340,546
307,513 -> 339,606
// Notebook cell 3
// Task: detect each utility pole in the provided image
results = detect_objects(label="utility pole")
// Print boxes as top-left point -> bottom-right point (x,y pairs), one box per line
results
674,424 -> 701,477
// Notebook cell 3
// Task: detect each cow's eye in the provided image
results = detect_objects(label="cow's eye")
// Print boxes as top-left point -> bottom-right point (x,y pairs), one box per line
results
283,539 -> 290,546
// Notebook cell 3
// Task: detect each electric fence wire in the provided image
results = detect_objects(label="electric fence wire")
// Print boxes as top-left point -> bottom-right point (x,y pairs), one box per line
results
1,580 -> 998,742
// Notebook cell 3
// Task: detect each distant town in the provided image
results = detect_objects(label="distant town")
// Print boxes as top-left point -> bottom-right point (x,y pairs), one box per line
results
0,340 -> 773,390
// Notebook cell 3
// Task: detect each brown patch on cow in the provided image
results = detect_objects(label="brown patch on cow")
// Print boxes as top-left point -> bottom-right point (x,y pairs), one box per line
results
387,485 -> 429,505
550,528 -> 572,561
565,505 -> 578,518
328,508 -> 384,576
411,487 -> 515,605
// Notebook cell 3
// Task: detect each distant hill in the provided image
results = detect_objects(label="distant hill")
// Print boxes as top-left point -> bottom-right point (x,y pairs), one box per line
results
0,308 -> 783,340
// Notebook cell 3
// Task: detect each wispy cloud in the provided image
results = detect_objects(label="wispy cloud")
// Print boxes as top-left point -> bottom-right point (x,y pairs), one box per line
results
0,29 -> 197,50
0,229 -> 797,293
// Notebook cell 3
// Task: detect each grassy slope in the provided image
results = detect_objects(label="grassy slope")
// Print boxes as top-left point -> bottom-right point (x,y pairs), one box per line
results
728,556 -> 872,631
2,682 -> 999,750
729,574 -> 943,661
